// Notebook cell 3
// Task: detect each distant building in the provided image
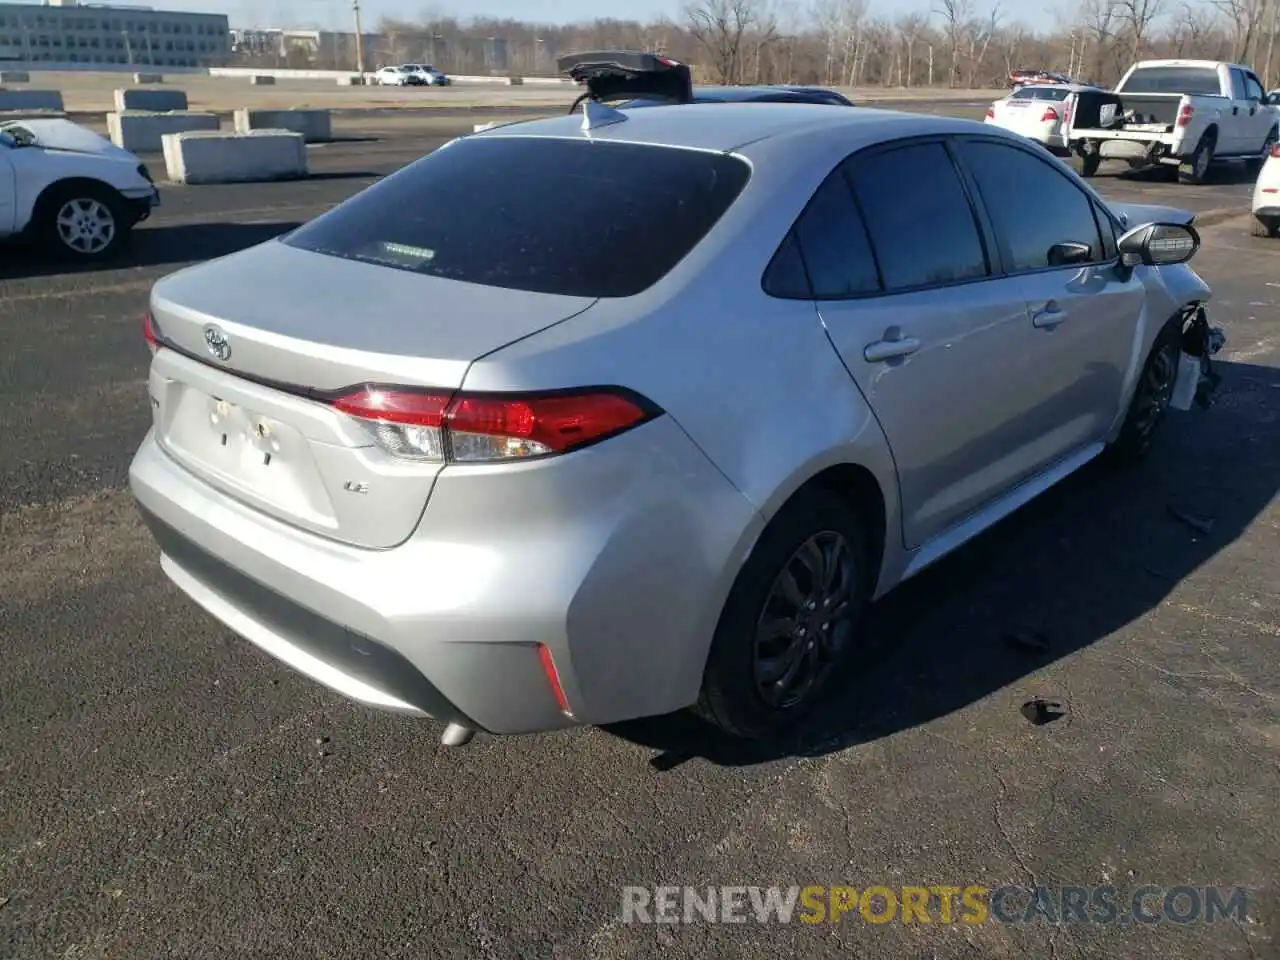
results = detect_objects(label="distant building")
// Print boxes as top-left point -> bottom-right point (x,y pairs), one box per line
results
0,0 -> 230,68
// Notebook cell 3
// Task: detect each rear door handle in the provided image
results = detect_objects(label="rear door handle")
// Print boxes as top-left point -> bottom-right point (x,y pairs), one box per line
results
864,336 -> 921,363
1031,300 -> 1065,328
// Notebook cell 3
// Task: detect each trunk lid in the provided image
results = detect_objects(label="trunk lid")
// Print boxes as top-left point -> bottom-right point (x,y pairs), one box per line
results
147,239 -> 597,549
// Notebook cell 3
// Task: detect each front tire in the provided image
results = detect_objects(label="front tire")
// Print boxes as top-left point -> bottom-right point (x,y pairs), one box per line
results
1252,215 -> 1279,238
36,182 -> 130,262
695,489 -> 872,740
1106,319 -> 1183,465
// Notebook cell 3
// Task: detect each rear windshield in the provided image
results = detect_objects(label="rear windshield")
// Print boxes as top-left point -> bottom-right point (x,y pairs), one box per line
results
1012,87 -> 1070,101
1119,66 -> 1221,95
283,136 -> 751,298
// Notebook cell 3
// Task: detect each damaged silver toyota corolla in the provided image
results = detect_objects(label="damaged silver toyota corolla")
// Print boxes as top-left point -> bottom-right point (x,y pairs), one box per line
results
129,64 -> 1225,747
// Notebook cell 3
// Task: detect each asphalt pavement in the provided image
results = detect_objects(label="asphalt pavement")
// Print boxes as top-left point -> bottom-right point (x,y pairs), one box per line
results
1,110 -> 1277,960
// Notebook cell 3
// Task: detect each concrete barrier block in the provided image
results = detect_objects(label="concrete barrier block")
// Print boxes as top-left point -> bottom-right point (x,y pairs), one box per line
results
107,110 -> 219,153
0,109 -> 68,122
249,75 -> 276,85
0,89 -> 64,111
336,75 -> 365,86
0,70 -> 30,83
233,108 -> 331,143
114,87 -> 189,112
134,72 -> 164,83
162,129 -> 307,185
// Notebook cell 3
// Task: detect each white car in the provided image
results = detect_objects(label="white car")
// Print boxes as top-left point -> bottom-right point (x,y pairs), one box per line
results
985,83 -> 1097,153
401,63 -> 450,86
0,118 -> 159,261
1252,141 -> 1280,237
373,66 -> 415,86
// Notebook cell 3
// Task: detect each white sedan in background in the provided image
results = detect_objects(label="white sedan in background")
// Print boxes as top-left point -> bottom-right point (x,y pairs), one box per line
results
985,83 -> 1099,154
1252,141 -> 1280,237
0,118 -> 159,261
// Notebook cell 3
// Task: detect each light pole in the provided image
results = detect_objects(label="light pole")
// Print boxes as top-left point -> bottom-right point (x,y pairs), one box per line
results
352,0 -> 365,78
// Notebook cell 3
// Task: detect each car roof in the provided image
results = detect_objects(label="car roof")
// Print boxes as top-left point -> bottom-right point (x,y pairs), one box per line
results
691,84 -> 842,101
470,102 -> 985,155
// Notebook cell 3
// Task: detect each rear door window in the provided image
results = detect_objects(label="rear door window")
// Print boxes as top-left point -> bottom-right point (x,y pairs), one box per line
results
283,137 -> 751,298
844,141 -> 989,292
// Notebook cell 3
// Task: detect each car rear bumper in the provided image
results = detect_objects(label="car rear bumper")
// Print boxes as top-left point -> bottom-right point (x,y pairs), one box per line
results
129,413 -> 761,735
1253,204 -> 1280,219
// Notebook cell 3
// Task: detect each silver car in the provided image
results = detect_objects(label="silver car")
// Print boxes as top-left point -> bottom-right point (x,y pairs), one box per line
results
130,102 -> 1216,746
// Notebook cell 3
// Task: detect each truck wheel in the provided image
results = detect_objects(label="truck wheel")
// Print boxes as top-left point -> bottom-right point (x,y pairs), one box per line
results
36,182 -> 130,263
1252,216 -> 1279,238
1179,134 -> 1214,184
695,488 -> 872,740
1080,153 -> 1101,178
1246,127 -> 1278,173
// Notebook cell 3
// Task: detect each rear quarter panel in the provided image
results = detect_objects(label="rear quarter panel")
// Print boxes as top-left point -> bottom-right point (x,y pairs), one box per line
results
461,132 -> 905,597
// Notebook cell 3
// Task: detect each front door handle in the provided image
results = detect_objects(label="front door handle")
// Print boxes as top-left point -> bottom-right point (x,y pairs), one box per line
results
864,335 -> 921,363
1031,300 -> 1065,328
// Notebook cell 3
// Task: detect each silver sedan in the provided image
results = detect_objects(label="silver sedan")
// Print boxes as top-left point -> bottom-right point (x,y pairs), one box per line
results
130,101 -> 1219,746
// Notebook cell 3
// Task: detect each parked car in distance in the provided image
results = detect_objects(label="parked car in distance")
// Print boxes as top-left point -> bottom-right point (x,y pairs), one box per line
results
558,50 -> 853,111
401,63 -> 451,86
1063,59 -> 1278,182
0,118 -> 159,261
1008,68 -> 1072,88
130,101 -> 1220,750
1252,141 -> 1280,236
985,83 -> 1099,154
373,65 -> 423,86
618,84 -> 854,108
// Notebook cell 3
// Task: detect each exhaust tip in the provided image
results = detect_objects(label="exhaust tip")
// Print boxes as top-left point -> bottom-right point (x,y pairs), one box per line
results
441,722 -> 476,747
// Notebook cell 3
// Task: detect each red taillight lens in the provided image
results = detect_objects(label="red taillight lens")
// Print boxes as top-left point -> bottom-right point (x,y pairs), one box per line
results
1041,107 -> 1059,122
142,311 -> 158,353
985,107 -> 994,119
537,643 -> 572,715
329,385 -> 659,463
1177,104 -> 1194,127
1271,143 -> 1280,158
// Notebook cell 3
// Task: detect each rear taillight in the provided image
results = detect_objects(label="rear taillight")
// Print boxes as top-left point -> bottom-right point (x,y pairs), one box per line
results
142,311 -> 159,354
1177,104 -> 1194,127
1041,107 -> 1059,122
330,385 -> 660,463
1271,143 -> 1280,158
985,107 -> 994,119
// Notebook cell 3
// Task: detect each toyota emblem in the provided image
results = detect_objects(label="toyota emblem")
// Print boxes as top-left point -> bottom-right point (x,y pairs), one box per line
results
203,324 -> 231,362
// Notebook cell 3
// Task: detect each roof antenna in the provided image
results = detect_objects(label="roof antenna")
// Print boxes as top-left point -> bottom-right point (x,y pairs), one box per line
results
581,97 -> 628,132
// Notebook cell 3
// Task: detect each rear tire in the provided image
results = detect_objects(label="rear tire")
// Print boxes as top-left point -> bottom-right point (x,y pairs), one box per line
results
1179,134 -> 1214,184
1252,215 -> 1279,238
1080,153 -> 1101,178
1105,319 -> 1183,465
35,182 -> 130,263
695,488 -> 872,740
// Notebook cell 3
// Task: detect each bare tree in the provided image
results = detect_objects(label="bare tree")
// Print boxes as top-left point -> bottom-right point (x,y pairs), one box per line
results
1117,0 -> 1167,60
684,0 -> 777,82
896,11 -> 927,86
934,0 -> 976,87
1209,0 -> 1268,61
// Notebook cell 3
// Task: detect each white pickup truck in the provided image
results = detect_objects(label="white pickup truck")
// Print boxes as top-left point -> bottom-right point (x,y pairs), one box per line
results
1062,59 -> 1277,184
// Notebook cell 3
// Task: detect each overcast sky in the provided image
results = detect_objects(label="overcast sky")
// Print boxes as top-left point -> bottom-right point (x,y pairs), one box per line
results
17,0 -> 1065,34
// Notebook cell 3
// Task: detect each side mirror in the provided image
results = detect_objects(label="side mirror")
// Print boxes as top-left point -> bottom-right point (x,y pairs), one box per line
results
1117,221 -> 1200,267
1047,241 -> 1094,266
